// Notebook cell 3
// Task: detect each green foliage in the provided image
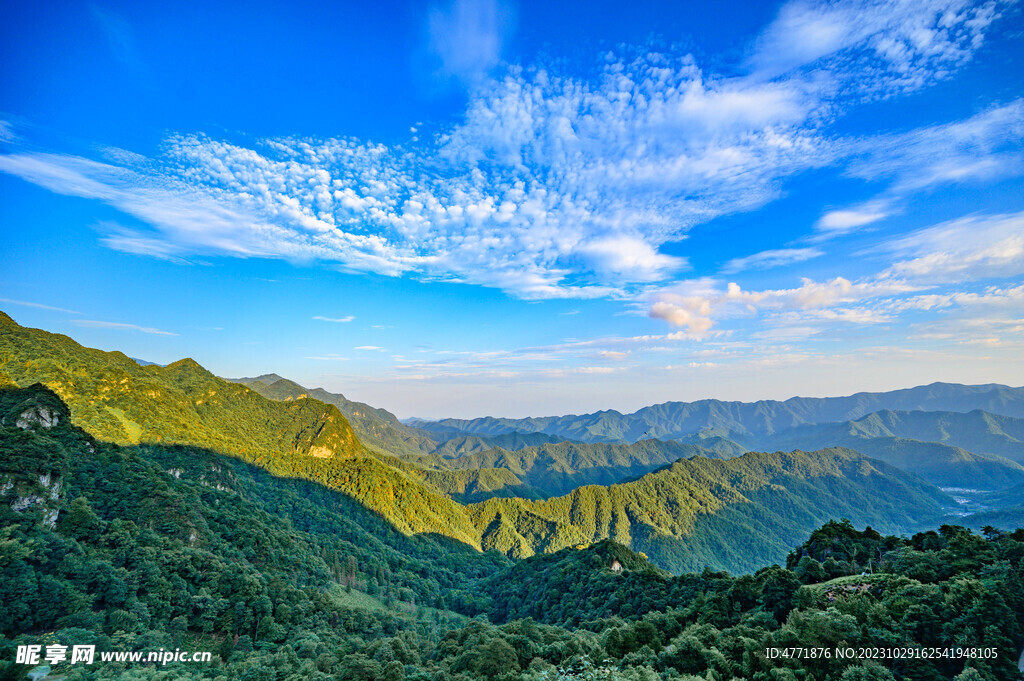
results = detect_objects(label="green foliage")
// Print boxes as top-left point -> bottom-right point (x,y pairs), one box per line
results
0,314 -> 485,547
470,449 -> 951,573
762,411 -> 1024,487
1,381 -> 1022,681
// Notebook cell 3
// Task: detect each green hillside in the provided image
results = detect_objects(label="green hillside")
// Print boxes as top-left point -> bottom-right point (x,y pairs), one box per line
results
476,521 -> 1024,680
231,373 -> 731,500
758,410 -> 1024,489
0,312 -> 482,547
4,383 -> 1022,680
0,383 -> 513,679
765,431 -> 1024,490
469,448 -> 952,573
230,374 -> 547,503
433,439 -> 719,497
230,374 -> 441,459
233,374 -> 576,463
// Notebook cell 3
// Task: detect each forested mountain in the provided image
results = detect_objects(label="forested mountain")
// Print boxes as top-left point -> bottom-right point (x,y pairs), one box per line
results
408,440 -> 723,498
766,409 -> 1024,464
4,385 -> 1022,680
0,313 -> 964,575
232,374 -> 575,461
0,383 -> 511,680
230,374 -> 441,459
230,369 -> 1024,502
411,382 -> 1024,443
468,448 -> 952,573
0,312 -> 483,547
3,310 -> 1024,680
233,374 -> 723,498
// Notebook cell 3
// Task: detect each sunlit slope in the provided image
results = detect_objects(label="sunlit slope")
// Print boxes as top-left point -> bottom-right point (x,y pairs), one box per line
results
232,374 -> 441,459
0,311 -> 481,545
0,384 -> 506,657
234,374 -> 721,500
232,374 -> 543,502
470,448 -> 951,573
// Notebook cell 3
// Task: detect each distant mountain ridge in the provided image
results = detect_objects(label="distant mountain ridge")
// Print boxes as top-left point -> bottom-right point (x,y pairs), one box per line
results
409,382 -> 1024,443
765,408 -> 1024,463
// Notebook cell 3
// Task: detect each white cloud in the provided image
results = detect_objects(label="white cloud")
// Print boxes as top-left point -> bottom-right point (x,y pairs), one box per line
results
846,101 -> 1024,191
722,247 -> 823,273
749,0 -> 1009,96
575,366 -> 619,374
306,354 -> 350,361
313,315 -> 355,323
815,205 -> 890,235
354,345 -> 386,351
0,298 -> 81,314
725,276 -> 919,309
0,120 -> 17,143
648,301 -> 714,335
577,235 -> 686,282
72,319 -> 177,336
427,0 -> 513,84
878,211 -> 1024,283
91,6 -> 143,71
0,2 -> 1016,307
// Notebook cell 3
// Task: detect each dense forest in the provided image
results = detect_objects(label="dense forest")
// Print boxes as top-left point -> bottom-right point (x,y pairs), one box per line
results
1,384 -> 1023,680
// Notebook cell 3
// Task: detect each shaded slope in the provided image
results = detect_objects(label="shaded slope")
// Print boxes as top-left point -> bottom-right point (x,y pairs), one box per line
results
0,384 -> 508,670
436,439 -> 720,497
469,448 -> 951,573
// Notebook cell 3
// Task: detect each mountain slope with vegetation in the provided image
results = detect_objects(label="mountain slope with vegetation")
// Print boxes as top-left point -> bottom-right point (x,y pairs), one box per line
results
476,520 -> 1024,680
427,439 -> 722,497
767,408 -> 1024,465
4,383 -> 1022,680
230,374 -> 441,459
469,448 -> 952,573
761,430 -> 1024,490
0,312 -> 483,546
232,374 -> 730,501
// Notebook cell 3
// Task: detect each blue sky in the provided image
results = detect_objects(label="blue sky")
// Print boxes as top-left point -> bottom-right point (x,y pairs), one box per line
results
2,0 -> 1023,418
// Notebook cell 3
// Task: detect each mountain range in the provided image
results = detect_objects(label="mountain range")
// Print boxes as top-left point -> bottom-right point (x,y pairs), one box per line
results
0,311 -> 992,573
409,382 -> 1024,442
